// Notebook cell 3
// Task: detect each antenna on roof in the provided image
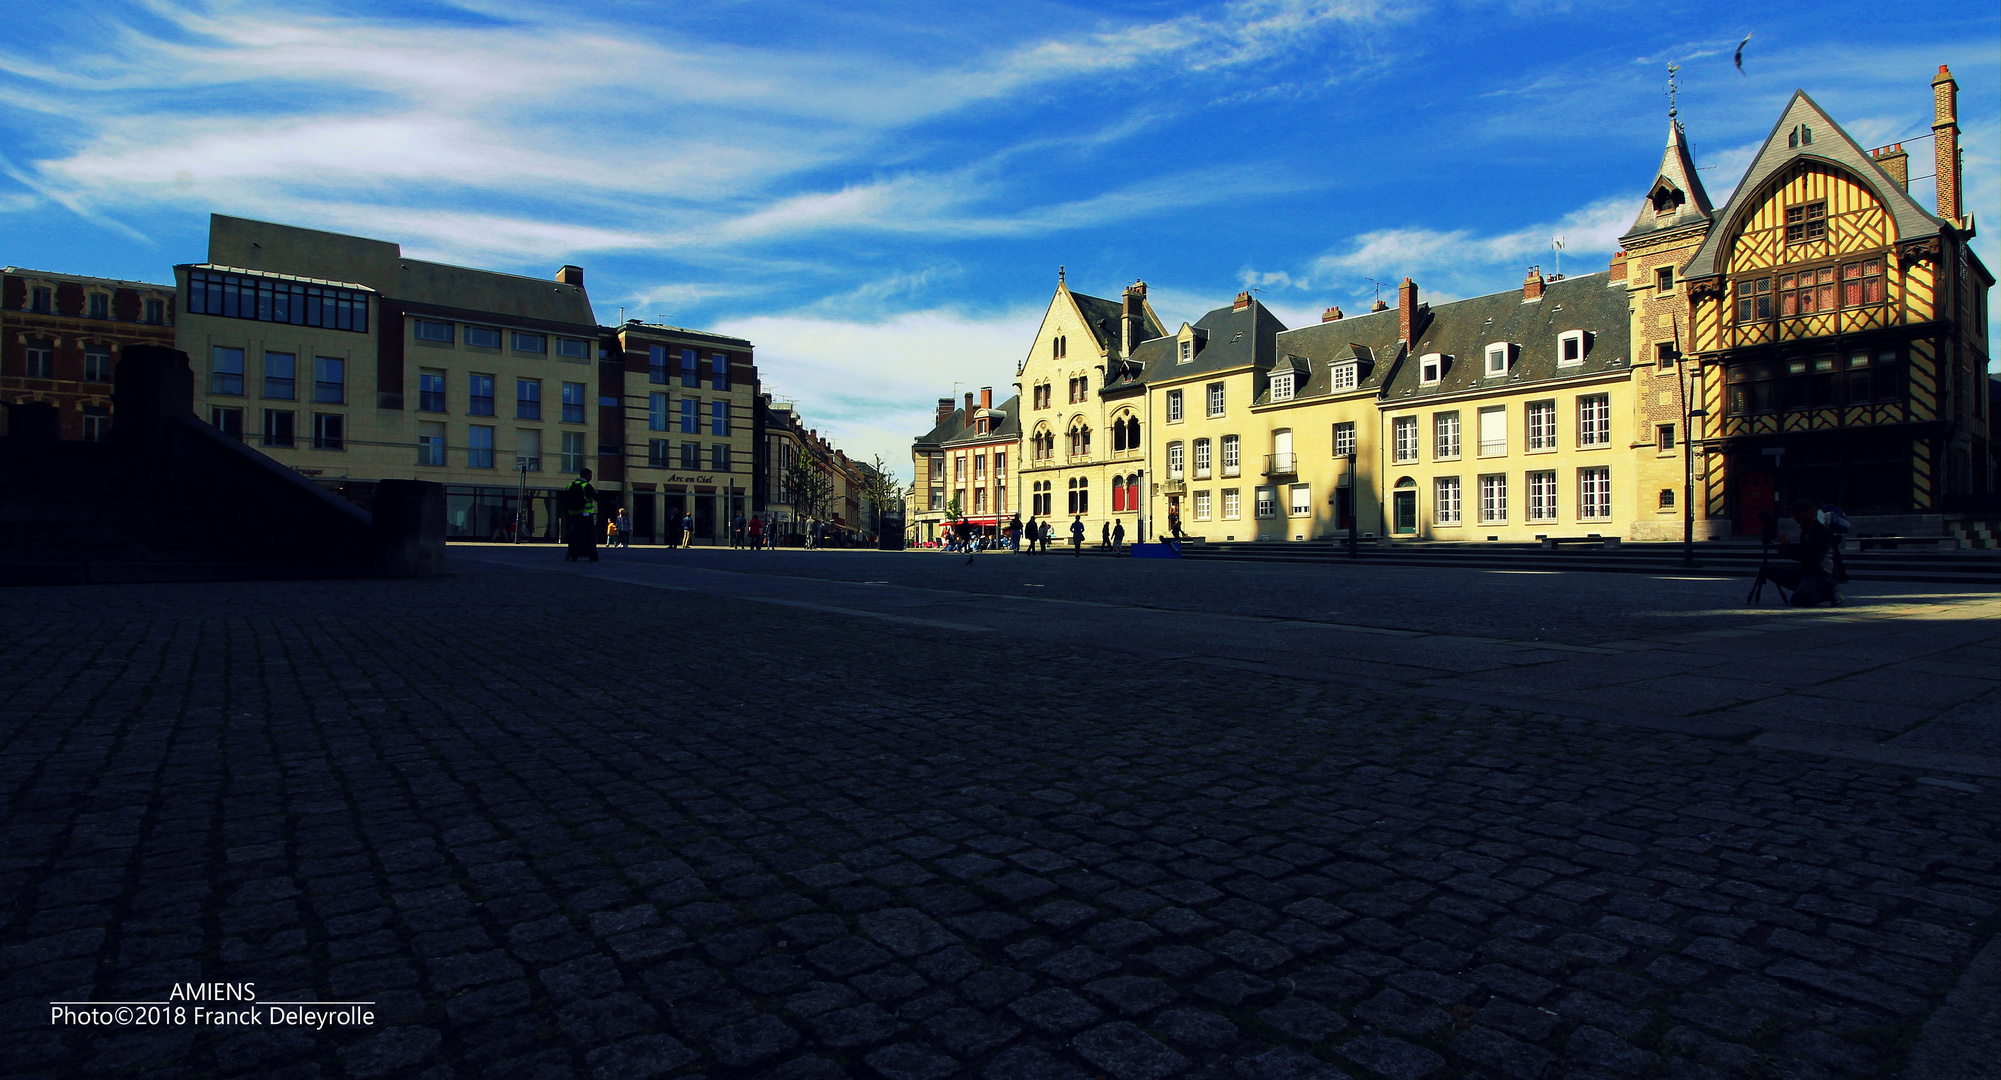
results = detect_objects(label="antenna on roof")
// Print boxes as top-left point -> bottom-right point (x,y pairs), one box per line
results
1365,278 -> 1391,305
1551,236 -> 1565,279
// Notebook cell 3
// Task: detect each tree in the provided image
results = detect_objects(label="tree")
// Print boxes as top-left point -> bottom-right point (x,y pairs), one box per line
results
783,453 -> 834,523
860,456 -> 906,519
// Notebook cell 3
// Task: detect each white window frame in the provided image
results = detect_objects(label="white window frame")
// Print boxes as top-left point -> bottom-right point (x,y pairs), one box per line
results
1393,416 -> 1419,463
1221,434 -> 1240,476
1558,330 -> 1587,366
1194,490 -> 1212,520
1193,438 -> 1212,479
1330,364 -> 1357,391
1223,489 -> 1241,519
1577,394 -> 1611,447
1420,352 -> 1444,386
1526,400 -> 1557,451
1288,483 -> 1312,517
1178,339 -> 1192,363
1485,342 -> 1510,377
1434,476 -> 1461,525
1166,389 -> 1184,422
1254,486 -> 1277,518
1167,441 -> 1185,479
1269,372 -> 1295,401
1332,422 -> 1355,459
1579,466 -> 1612,520
1434,411 -> 1460,460
1527,469 -> 1558,521
1207,382 -> 1225,417
1479,473 -> 1507,523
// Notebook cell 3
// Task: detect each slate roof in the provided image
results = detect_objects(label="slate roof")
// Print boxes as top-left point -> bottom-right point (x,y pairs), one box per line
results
1120,298 -> 1289,390
1263,306 -> 1404,403
1622,119 -> 1715,243
914,394 -> 1021,450
1681,90 -> 1942,280
1374,272 -> 1630,404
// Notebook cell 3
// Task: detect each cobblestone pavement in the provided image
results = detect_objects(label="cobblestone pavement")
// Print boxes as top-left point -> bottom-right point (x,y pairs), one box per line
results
2,561 -> 1997,1080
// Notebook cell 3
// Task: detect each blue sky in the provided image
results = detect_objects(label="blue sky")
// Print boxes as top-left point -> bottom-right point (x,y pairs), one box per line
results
2,0 -> 1994,479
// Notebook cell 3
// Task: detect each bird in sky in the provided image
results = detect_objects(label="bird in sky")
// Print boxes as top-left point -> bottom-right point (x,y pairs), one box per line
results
1734,32 -> 1752,73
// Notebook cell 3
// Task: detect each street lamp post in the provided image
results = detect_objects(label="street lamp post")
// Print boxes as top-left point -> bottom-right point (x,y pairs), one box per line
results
1345,451 -> 1359,559
516,457 -> 530,544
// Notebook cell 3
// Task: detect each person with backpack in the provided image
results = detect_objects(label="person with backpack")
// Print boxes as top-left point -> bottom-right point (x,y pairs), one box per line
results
1763,498 -> 1841,606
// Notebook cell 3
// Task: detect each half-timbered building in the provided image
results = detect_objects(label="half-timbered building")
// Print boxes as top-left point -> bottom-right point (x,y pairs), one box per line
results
1678,67 -> 1992,533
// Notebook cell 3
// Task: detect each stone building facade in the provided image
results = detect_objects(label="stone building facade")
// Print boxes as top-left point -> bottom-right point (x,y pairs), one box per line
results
2,268 -> 177,440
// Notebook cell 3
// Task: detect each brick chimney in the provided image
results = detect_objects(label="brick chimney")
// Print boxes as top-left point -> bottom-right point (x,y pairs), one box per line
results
980,386 -> 992,410
1121,281 -> 1147,358
964,392 -> 974,415
1370,299 -> 1389,312
1873,143 -> 1910,190
1932,65 -> 1962,224
556,265 -> 584,287
1321,306 -> 1343,323
936,397 -> 954,427
1397,278 -> 1418,344
1523,267 -> 1545,302
1233,291 -> 1251,311
1609,251 -> 1628,283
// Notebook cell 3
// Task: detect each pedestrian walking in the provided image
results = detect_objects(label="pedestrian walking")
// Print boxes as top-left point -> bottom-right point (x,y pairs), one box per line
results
1008,513 -> 1023,553
562,469 -> 601,562
1101,521 -> 1111,549
1023,515 -> 1037,554
747,515 -> 763,551
1041,520 -> 1053,553
1112,519 -> 1125,553
614,507 -> 631,548
1070,514 -> 1085,556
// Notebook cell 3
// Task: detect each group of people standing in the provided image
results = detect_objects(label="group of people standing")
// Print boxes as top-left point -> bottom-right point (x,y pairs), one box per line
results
953,513 -> 1126,561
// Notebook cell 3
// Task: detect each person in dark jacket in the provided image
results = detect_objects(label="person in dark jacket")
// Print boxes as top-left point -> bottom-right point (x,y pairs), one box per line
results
1768,498 -> 1840,606
563,470 -> 601,562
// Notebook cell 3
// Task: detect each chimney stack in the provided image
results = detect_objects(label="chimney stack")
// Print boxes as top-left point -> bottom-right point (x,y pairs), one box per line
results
1233,291 -> 1252,311
556,265 -> 584,287
936,397 -> 954,427
979,386 -> 992,410
1121,281 -> 1147,358
1370,299 -> 1389,312
1397,278 -> 1418,344
1322,306 -> 1343,323
1523,267 -> 1545,302
1873,143 -> 1910,190
1932,65 -> 1962,225
964,392 -> 974,415
1609,251 -> 1628,283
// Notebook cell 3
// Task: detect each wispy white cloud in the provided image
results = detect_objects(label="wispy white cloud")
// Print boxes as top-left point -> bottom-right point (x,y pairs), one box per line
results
1306,194 -> 1635,286
716,307 -> 1044,482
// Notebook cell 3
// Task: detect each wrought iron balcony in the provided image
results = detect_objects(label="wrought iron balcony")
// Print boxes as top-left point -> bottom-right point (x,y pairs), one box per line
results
1263,452 -> 1298,476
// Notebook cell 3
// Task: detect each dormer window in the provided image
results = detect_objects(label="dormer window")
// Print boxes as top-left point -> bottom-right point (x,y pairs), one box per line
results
1650,183 -> 1683,217
1269,373 -> 1295,402
1330,364 -> 1357,391
1483,344 -> 1510,377
1420,353 -> 1446,385
1558,330 -> 1588,365
1178,340 -> 1192,363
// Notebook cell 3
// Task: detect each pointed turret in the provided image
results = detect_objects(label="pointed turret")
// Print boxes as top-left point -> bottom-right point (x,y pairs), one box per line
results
1623,118 -> 1714,242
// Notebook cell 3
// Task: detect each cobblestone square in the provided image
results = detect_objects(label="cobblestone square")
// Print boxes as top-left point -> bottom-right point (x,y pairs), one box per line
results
2,551 -> 1996,1079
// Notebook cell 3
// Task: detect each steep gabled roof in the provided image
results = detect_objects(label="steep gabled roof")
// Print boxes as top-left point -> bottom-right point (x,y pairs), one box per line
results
1622,119 -> 1715,243
1269,308 -> 1402,401
1136,298 -> 1289,385
941,394 -> 1022,447
1682,90 -> 1943,280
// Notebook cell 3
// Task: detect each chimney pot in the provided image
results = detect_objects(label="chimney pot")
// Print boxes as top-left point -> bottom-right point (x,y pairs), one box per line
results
556,265 -> 584,287
1233,291 -> 1251,311
1322,306 -> 1343,322
936,397 -> 954,426
1608,251 -> 1628,282
1370,299 -> 1389,312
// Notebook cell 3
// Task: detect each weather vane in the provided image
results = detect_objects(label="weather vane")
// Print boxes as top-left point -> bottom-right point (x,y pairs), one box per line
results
1667,63 -> 1680,121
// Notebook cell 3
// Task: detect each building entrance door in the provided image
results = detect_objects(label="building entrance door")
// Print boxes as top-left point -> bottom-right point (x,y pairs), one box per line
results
694,495 -> 716,544
633,494 -> 655,543
1736,470 -> 1777,535
1393,489 -> 1417,534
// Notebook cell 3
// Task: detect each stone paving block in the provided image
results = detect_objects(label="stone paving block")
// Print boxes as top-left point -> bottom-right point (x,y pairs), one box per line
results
1337,1033 -> 1443,1080
1074,1020 -> 1192,1080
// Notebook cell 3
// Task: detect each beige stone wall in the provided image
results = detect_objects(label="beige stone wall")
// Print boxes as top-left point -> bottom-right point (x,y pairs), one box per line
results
1016,286 -> 1115,536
